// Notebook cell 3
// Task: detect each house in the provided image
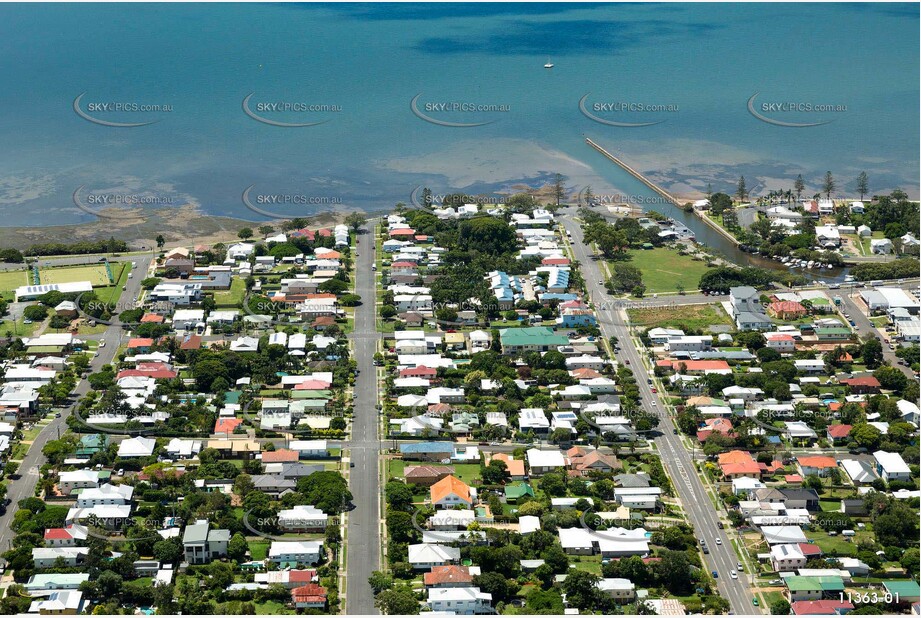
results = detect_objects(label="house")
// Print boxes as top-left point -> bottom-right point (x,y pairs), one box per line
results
870,238 -> 893,254
826,424 -> 852,443
400,441 -> 454,462
254,569 -> 318,588
487,453 -> 526,480
291,583 -> 327,610
76,483 -> 133,507
499,327 -> 568,354
504,482 -> 535,503
569,448 -> 621,476
664,335 -> 712,352
58,470 -> 101,495
718,450 -> 760,479
840,376 -> 881,394
430,475 -> 473,509
765,332 -> 796,352
797,455 -> 839,477
784,575 -> 845,602
117,436 -> 156,458
729,286 -> 773,330
771,544 -> 807,570
183,519 -> 230,564
32,547 -> 89,569
883,580 -> 921,604
424,565 -> 475,588
28,590 -> 86,615
527,449 -> 567,475
873,450 -> 911,482
268,541 -> 324,565
840,459 -> 878,485
427,586 -> 493,614
277,505 -> 329,532
408,543 -> 461,570
597,578 -> 636,602
24,573 -> 90,593
769,301 -> 807,320
405,465 -> 455,487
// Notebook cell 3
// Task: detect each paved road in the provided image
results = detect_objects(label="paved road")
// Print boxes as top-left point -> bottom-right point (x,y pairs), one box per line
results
345,226 -> 381,614
837,288 -> 916,379
0,254 -> 153,552
561,211 -> 757,614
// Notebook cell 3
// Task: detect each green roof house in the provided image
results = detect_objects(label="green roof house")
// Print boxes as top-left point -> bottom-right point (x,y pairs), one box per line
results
882,580 -> 920,603
499,327 -> 569,355
504,482 -> 535,503
784,575 -> 845,601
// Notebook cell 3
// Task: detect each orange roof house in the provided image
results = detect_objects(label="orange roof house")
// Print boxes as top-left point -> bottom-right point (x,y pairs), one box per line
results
658,360 -> 731,374
127,337 -> 155,349
571,367 -> 603,380
262,449 -> 300,464
768,300 -> 807,319
489,453 -> 526,479
797,455 -> 839,475
696,417 -> 734,442
430,475 -> 472,508
291,583 -> 327,608
718,450 -> 760,478
826,424 -> 853,440
214,418 -> 243,434
424,565 -> 474,587
140,313 -> 165,324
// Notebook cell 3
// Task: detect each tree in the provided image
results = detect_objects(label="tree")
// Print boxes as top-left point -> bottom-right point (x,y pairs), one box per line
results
237,227 -> 254,240
655,550 -> 694,595
856,172 -> 869,201
873,366 -> 908,393
296,471 -> 352,514
795,174 -> 805,200
227,532 -> 248,561
861,338 -> 884,370
155,234 -> 165,249
607,263 -> 643,293
472,572 -> 518,604
736,176 -> 747,203
481,460 -> 510,485
771,599 -> 791,615
709,192 -> 732,217
900,548 -> 920,577
152,538 -> 183,564
385,482 -> 414,512
345,212 -> 367,231
368,571 -> 394,594
562,570 -> 603,611
553,173 -> 565,206
374,587 -> 420,615
823,171 -> 836,198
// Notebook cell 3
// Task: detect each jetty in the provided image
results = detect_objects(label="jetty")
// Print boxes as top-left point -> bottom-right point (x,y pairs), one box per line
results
585,137 -> 682,207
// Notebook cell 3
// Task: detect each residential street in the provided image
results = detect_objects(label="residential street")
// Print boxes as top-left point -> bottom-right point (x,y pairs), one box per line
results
344,225 -> 381,614
0,253 -> 153,554
560,211 -> 758,615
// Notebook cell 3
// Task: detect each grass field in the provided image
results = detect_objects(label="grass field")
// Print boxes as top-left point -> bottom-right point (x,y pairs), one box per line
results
0,269 -> 28,300
628,303 -> 733,331
623,247 -> 711,293
214,277 -> 246,308
388,459 -> 482,485
39,264 -> 113,286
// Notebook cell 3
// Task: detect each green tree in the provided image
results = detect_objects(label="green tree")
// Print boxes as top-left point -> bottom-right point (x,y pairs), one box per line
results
795,174 -> 805,200
736,176 -> 747,203
861,338 -> 884,369
771,599 -> 791,615
155,234 -> 165,249
856,172 -> 869,201
227,532 -> 248,561
375,587 -> 420,615
562,570 -> 603,611
823,171 -> 836,198
345,212 -> 367,231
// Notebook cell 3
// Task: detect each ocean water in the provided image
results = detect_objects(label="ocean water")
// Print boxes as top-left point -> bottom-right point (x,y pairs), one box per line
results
0,2 -> 917,233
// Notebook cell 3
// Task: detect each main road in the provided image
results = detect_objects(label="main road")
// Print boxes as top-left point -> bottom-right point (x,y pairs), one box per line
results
0,253 -> 153,554
344,224 -> 381,614
560,210 -> 756,614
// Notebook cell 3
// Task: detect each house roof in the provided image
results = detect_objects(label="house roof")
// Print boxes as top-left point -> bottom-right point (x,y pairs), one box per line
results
826,424 -> 852,438
291,583 -> 327,604
791,600 -> 855,615
262,449 -> 300,463
797,455 -> 838,468
214,418 -> 242,434
405,465 -> 455,479
841,376 -> 881,387
430,475 -> 471,504
423,565 -> 473,587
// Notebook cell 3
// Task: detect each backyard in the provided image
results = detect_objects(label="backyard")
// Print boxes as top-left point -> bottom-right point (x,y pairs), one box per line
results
621,247 -> 712,294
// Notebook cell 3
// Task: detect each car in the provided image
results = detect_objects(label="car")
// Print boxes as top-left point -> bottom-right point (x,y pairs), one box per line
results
752,598 -> 759,607
699,538 -> 706,545
625,360 -> 630,365
737,562 -> 744,571
673,428 -> 678,435
98,340 -> 106,348
651,400 -> 657,406
647,378 -> 653,385
715,537 -> 721,545
730,570 -> 738,579
702,546 -> 709,554
117,468 -> 124,476
349,462 -> 355,468
597,279 -> 604,285
651,387 -> 657,393
718,522 -> 725,529
371,264 -> 377,271
712,571 -> 718,578
55,412 -> 61,418
23,319 -> 32,324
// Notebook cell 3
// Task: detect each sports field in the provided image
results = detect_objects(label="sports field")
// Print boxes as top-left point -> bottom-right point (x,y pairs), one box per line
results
39,264 -> 112,286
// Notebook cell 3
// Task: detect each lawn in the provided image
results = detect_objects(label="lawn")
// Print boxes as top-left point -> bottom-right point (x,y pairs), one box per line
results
628,303 -> 733,332
214,277 -> 246,309
253,600 -> 294,615
0,269 -> 28,301
249,540 -> 270,561
808,529 -> 873,556
39,264 -> 112,286
622,247 -> 711,294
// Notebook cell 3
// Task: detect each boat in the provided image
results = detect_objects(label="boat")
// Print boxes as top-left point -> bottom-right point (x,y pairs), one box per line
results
544,59 -> 554,69
807,261 -> 815,268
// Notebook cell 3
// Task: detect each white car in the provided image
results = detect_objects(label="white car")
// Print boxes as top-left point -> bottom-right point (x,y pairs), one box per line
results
730,570 -> 738,579
715,537 -> 722,545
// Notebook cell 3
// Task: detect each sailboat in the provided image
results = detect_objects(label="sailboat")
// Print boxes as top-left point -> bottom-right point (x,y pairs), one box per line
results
544,58 -> 554,69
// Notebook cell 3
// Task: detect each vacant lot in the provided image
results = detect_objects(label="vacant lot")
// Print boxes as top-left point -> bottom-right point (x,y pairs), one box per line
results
40,264 -> 112,286
629,303 -> 732,332
624,247 -> 711,293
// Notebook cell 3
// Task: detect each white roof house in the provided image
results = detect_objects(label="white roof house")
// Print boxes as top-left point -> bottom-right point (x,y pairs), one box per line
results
873,450 -> 911,481
117,436 -> 156,458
